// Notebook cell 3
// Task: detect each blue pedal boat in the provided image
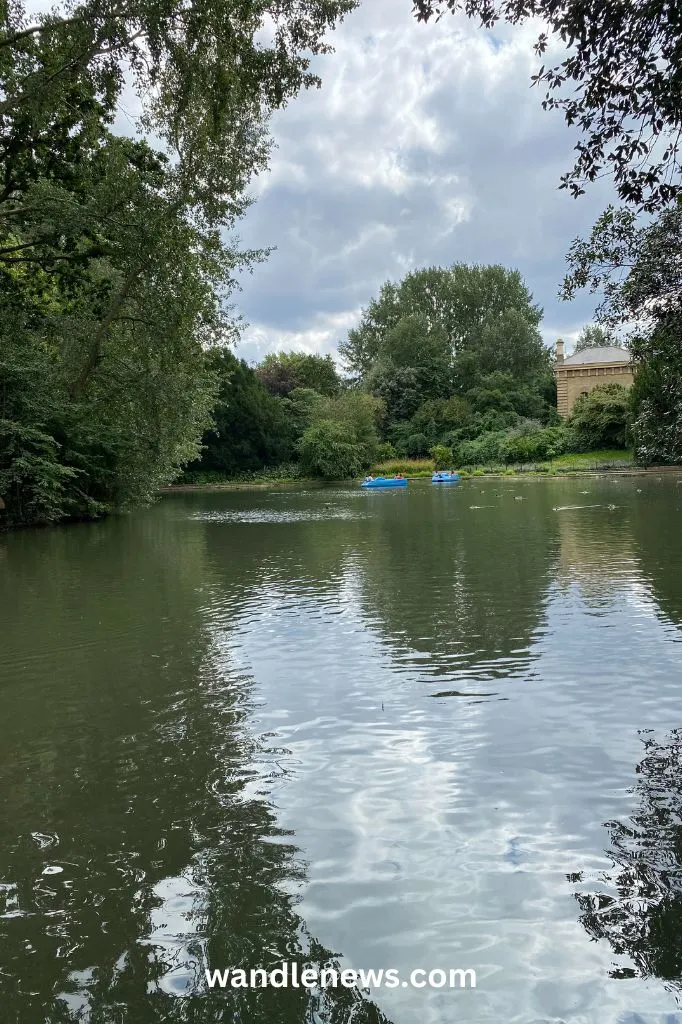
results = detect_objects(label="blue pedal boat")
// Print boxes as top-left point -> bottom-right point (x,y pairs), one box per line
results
432,471 -> 460,484
361,476 -> 408,489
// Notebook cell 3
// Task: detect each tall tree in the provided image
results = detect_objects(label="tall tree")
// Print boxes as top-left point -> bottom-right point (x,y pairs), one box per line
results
1,0 -> 358,216
413,0 -> 682,212
185,350 -> 294,476
255,350 -> 341,397
0,0 -> 357,525
340,263 -> 546,399
574,324 -> 618,353
0,138 -> 234,523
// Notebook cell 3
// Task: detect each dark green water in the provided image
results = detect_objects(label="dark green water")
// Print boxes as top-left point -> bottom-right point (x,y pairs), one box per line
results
2,477 -> 682,1024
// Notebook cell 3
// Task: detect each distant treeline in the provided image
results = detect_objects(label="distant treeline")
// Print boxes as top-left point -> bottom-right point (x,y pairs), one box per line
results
184,264 -> 632,484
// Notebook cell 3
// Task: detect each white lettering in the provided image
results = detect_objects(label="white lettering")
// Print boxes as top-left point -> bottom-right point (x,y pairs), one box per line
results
450,968 -> 476,988
204,969 -> 230,989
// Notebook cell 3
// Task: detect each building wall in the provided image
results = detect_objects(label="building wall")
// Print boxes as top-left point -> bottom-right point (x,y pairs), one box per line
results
555,362 -> 634,417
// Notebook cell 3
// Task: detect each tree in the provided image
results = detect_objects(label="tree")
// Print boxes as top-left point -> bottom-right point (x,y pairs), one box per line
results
413,0 -> 682,212
563,204 -> 682,463
280,387 -> 327,438
0,139 -> 226,524
298,420 -> 365,479
318,390 -> 383,465
405,432 -> 429,457
0,0 -> 357,525
255,351 -> 340,397
341,264 -> 544,386
185,350 -> 294,477
368,365 -> 427,423
1,0 -> 358,220
574,324 -> 618,353
430,443 -> 453,469
340,263 -> 552,456
569,383 -> 631,450
340,271 -> 455,382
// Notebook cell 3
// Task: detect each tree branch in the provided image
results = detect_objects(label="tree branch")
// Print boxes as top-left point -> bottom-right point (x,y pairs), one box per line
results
0,240 -> 39,255
0,14 -> 95,49
70,263 -> 142,400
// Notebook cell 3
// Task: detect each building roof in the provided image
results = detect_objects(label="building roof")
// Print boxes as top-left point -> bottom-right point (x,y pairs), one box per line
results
563,346 -> 631,366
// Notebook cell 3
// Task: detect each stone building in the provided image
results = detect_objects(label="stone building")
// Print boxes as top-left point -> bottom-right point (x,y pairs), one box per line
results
554,340 -> 634,417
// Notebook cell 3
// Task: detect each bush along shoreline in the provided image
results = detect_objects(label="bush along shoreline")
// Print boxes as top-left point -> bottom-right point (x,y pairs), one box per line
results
163,449 -> 646,490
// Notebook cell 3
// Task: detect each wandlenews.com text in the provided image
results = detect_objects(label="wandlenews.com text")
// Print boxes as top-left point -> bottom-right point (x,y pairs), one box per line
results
205,964 -> 477,991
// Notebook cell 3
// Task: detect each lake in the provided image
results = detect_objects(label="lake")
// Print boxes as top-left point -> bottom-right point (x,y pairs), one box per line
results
2,476 -> 682,1024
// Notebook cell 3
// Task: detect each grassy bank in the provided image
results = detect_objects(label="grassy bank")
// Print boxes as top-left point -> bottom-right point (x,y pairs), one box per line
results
160,450 -> 682,493
371,450 -> 637,478
170,465 -> 313,488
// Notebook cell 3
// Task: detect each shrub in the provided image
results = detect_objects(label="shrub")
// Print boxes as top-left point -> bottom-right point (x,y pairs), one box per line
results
406,432 -> 430,457
501,424 -> 572,463
451,424 -> 576,468
375,441 -> 396,461
457,431 -> 506,466
429,444 -> 453,469
298,420 -> 365,480
569,383 -> 631,450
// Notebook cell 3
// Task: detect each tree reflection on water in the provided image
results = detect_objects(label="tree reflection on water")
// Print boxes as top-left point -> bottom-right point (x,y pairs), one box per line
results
574,729 -> 682,990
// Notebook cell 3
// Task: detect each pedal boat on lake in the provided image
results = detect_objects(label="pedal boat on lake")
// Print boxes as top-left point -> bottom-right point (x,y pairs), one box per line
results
432,470 -> 460,484
361,476 -> 408,489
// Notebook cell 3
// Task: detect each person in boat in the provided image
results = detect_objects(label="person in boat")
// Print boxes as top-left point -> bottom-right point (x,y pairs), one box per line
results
395,473 -> 404,479
364,475 -> 374,482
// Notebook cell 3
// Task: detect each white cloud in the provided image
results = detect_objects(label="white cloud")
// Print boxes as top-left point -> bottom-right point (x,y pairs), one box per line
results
241,308 -> 362,365
230,2 -> 617,364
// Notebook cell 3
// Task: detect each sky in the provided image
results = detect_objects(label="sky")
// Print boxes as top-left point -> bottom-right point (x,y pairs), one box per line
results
233,0 -> 617,367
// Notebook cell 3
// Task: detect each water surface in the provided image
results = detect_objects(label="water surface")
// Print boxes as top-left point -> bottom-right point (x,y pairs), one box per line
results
2,477 -> 682,1023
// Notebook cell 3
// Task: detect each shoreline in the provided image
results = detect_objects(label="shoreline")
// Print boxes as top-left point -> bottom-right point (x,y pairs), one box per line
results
160,464 -> 682,493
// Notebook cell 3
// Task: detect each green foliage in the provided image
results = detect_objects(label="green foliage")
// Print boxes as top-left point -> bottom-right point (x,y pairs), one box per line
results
569,384 -> 631,451
293,390 -> 383,479
406,433 -> 430,457
180,463 -> 304,485
411,396 -> 473,437
184,349 -> 294,478
430,444 -> 453,469
375,441 -> 396,461
454,424 -> 574,468
368,365 -> 430,423
280,388 -> 327,437
256,351 -> 341,397
298,420 -> 364,480
465,371 -> 555,422
575,324 -> 617,352
0,0 -> 356,527
631,352 -> 682,465
1,0 -> 358,231
339,262 -> 555,462
371,458 -> 434,477
317,391 -> 383,465
341,264 -> 546,391
1,247 -> 222,525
